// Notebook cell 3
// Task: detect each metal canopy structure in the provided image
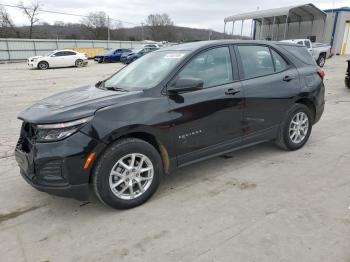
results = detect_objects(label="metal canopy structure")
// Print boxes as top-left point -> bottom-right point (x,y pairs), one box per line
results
224,3 -> 327,40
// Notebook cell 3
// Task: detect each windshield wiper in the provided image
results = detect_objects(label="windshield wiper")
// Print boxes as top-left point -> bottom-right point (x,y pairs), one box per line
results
104,86 -> 129,92
95,81 -> 128,92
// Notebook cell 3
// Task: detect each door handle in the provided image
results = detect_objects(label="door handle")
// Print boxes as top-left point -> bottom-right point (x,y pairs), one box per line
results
225,88 -> 240,95
283,75 -> 295,82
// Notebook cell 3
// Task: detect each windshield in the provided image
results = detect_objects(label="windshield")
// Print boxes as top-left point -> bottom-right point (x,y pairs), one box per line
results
104,50 -> 189,91
134,49 -> 143,54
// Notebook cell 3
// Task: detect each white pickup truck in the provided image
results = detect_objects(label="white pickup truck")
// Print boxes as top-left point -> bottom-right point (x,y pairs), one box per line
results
280,39 -> 331,67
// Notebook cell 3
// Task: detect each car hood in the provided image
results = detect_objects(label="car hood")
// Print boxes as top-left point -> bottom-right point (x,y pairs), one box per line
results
28,56 -> 43,60
18,85 -> 137,124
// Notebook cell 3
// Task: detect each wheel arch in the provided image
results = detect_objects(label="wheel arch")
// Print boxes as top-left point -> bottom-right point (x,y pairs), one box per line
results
319,52 -> 327,58
295,98 -> 316,123
88,130 -> 170,184
37,60 -> 49,69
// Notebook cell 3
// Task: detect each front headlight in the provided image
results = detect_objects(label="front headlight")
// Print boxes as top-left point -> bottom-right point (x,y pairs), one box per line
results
35,116 -> 93,142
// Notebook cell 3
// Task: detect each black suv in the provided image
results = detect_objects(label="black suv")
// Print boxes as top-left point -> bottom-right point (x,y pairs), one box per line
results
15,40 -> 325,209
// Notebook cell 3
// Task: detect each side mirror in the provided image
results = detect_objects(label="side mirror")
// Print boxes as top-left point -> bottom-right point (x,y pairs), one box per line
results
168,77 -> 204,94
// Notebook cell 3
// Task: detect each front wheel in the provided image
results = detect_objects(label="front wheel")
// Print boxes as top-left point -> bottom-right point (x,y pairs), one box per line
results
93,138 -> 162,209
37,61 -> 49,70
276,104 -> 313,150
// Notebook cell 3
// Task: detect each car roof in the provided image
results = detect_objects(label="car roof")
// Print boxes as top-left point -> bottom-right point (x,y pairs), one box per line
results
159,40 -> 290,52
281,39 -> 307,42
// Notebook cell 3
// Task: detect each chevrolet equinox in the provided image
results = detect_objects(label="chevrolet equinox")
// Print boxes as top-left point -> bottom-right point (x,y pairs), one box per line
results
15,40 -> 325,209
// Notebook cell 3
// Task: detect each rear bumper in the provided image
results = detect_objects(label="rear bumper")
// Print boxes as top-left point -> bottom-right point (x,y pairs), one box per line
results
346,76 -> 350,88
314,102 -> 324,124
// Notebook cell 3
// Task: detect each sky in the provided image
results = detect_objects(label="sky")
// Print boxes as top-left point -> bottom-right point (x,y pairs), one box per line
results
1,0 -> 349,33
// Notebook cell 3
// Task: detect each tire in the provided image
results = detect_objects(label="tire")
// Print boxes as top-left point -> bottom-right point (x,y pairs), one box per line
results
317,54 -> 326,67
103,57 -> 110,63
75,59 -> 84,67
37,61 -> 49,70
93,138 -> 162,209
98,58 -> 103,63
275,104 -> 313,151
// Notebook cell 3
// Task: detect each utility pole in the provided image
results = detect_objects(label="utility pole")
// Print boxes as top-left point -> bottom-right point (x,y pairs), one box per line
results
141,22 -> 144,41
107,16 -> 110,49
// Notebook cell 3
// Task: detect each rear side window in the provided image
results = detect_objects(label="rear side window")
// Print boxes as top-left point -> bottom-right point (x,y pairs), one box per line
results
271,49 -> 288,72
297,41 -> 303,45
278,44 -> 316,65
178,47 -> 233,88
237,45 -> 274,79
65,51 -> 76,56
54,52 -> 65,57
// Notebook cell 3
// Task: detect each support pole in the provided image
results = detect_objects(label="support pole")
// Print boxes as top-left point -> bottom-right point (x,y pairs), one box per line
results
271,16 -> 276,40
33,40 -> 37,56
283,14 -> 289,39
261,18 -> 264,40
224,22 -> 226,35
322,18 -> 326,42
231,21 -> 235,38
240,20 -> 244,38
310,19 -> 314,38
6,39 -> 11,61
250,19 -> 254,39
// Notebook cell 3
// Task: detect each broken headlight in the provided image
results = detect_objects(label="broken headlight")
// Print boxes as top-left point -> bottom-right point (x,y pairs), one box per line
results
35,116 -> 93,142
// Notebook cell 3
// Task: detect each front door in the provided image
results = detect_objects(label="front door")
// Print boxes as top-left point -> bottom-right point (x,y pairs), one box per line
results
167,46 -> 244,165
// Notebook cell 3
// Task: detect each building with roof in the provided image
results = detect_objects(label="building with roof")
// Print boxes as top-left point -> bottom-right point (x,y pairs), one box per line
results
224,4 -> 350,55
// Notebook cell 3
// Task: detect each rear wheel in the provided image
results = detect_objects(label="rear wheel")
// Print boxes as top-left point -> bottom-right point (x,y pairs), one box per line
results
103,57 -> 110,63
75,59 -> 84,67
37,61 -> 49,70
93,138 -> 162,209
276,104 -> 313,150
317,54 -> 326,67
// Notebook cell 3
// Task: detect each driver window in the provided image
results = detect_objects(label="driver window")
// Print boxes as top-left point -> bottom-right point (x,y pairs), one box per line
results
177,47 -> 233,88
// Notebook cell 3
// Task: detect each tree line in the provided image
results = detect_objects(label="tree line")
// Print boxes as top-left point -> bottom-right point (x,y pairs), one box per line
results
0,2 -> 230,41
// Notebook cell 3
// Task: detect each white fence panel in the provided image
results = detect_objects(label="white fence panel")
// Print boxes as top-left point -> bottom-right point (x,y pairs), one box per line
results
0,38 -> 144,61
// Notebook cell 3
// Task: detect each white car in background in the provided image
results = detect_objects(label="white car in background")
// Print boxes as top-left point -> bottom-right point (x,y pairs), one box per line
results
27,50 -> 88,70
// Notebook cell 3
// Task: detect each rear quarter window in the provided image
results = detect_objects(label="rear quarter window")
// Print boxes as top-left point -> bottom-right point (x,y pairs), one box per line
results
278,44 -> 316,66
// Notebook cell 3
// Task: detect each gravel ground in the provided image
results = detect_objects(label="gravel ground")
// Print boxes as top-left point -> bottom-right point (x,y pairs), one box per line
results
0,57 -> 349,262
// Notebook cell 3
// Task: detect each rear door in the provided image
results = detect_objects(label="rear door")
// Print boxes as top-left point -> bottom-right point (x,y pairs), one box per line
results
235,44 -> 300,140
167,46 -> 244,165
62,51 -> 78,66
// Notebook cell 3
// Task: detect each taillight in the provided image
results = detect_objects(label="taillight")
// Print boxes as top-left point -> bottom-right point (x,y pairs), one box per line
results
317,69 -> 325,79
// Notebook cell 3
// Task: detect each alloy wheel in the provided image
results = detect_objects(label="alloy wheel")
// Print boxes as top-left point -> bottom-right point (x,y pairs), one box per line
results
289,112 -> 309,144
318,57 -> 325,67
109,153 -> 154,200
